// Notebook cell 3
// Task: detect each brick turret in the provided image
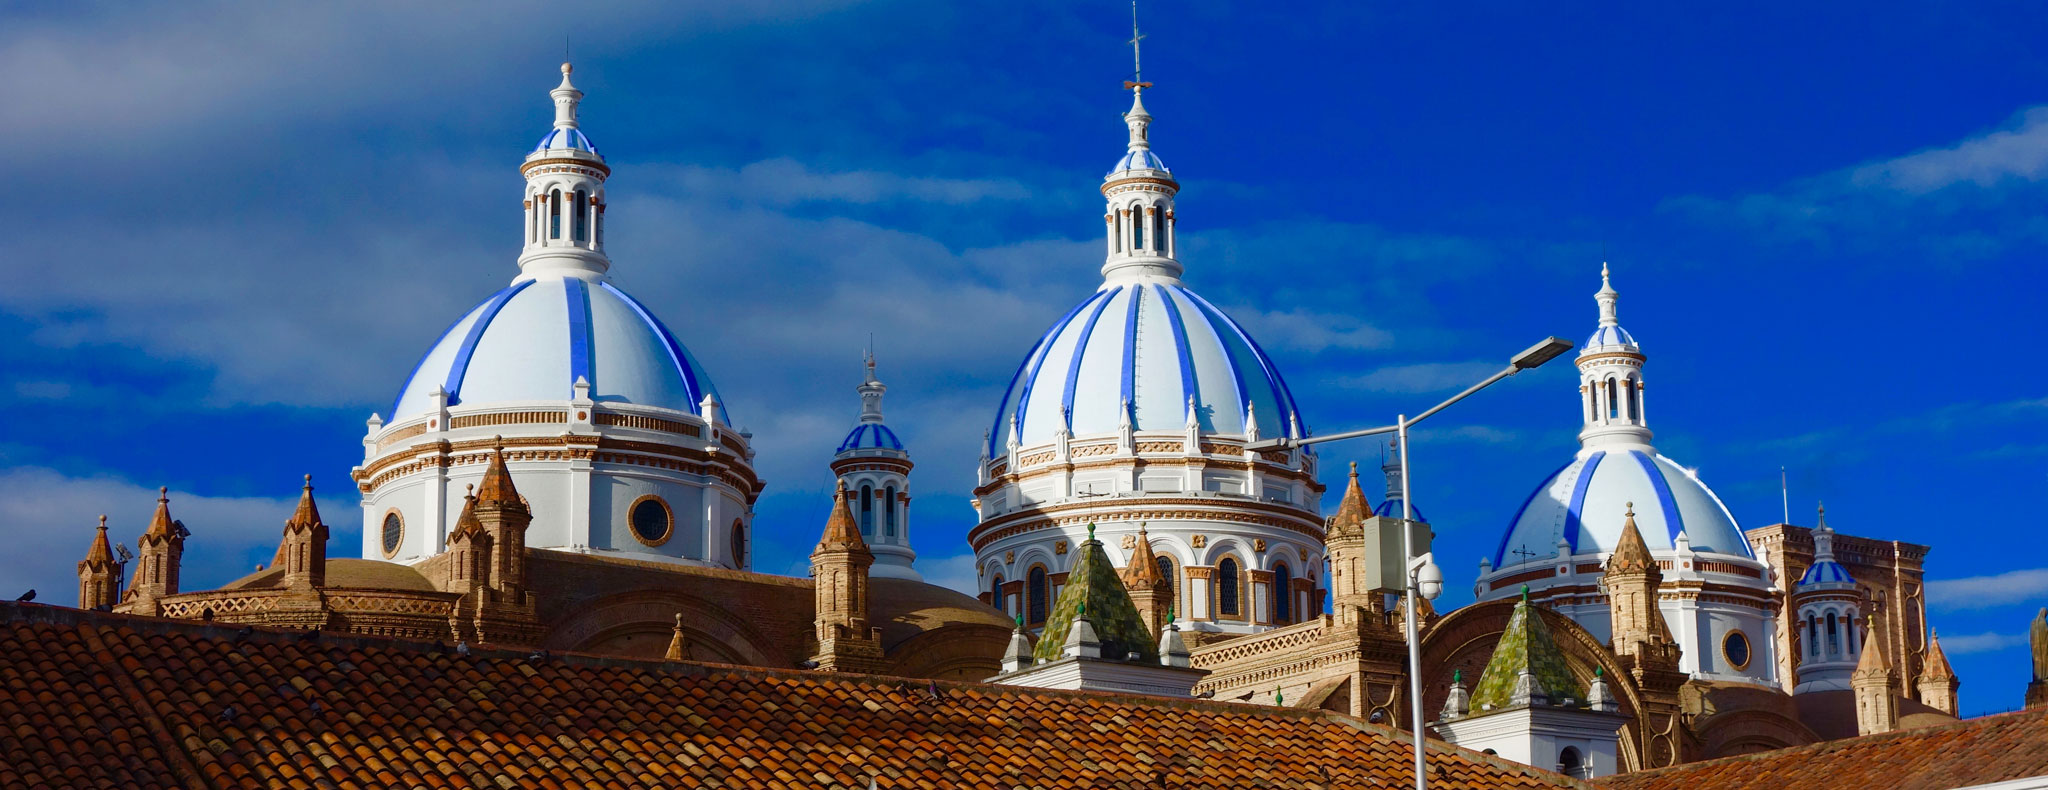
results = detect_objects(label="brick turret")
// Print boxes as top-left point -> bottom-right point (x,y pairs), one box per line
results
272,476 -> 328,591
76,515 -> 120,610
126,488 -> 183,615
1119,522 -> 1172,640
1853,611 -> 1899,735
811,480 -> 885,673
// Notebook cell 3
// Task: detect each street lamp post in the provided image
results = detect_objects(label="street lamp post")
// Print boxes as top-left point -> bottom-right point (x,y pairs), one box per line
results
1246,336 -> 1572,790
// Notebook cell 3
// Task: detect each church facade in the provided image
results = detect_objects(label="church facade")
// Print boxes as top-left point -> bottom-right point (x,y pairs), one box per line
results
61,52 -> 2023,783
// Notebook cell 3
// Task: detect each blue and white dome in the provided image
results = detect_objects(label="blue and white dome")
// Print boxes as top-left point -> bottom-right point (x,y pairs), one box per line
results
1585,324 -> 1636,348
838,423 -> 904,453
1495,448 -> 1748,565
988,282 -> 1304,453
1374,498 -> 1425,522
1797,559 -> 1854,587
390,277 -> 722,422
1109,149 -> 1168,174
533,127 -> 599,156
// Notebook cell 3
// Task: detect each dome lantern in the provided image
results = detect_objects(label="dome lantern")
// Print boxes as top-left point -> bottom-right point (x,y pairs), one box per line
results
519,62 -> 611,282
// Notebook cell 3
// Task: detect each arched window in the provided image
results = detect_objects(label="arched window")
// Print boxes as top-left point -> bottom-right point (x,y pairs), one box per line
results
595,204 -> 604,248
1134,206 -> 1148,251
1154,210 -> 1167,254
572,189 -> 588,242
1808,615 -> 1819,658
1217,557 -> 1242,618
1826,612 -> 1839,656
859,485 -> 874,536
1559,747 -> 1584,778
1625,379 -> 1638,420
1113,213 -> 1124,253
1607,378 -> 1619,419
883,485 -> 897,537
990,574 -> 1005,610
1273,563 -> 1293,623
1156,555 -> 1175,600
1027,565 -> 1050,625
549,190 -> 562,239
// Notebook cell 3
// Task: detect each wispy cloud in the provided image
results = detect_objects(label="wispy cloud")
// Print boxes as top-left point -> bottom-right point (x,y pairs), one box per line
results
1849,107 -> 2048,194
1665,106 -> 2048,262
650,158 -> 1032,207
0,466 -> 356,605
1937,631 -> 2030,656
1339,361 -> 1504,394
1927,567 -> 2048,611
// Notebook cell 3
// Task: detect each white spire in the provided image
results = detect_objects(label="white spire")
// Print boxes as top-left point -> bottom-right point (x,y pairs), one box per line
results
1100,18 -> 1182,285
552,62 -> 583,129
518,62 -> 611,282
858,349 -> 886,424
1596,261 -> 1620,328
1813,502 -> 1838,561
1575,263 -> 1652,449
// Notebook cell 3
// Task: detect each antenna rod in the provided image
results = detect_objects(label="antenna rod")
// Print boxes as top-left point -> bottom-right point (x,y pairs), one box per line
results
1781,466 -> 1790,524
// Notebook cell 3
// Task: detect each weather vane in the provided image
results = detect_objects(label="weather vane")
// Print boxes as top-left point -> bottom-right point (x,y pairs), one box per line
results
1124,0 -> 1152,92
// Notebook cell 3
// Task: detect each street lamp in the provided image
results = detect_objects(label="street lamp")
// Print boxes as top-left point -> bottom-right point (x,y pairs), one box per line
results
1246,335 -> 1572,790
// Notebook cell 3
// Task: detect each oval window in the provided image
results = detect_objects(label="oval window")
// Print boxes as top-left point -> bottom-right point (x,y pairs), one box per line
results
380,512 -> 403,557
1724,630 -> 1751,670
630,497 -> 672,545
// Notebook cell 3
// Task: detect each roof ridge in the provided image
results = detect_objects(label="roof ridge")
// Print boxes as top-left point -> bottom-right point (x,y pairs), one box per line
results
1600,705 -> 2048,782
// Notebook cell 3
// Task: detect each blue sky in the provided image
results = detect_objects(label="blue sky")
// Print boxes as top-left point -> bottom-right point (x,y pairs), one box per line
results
1,2 -> 2043,716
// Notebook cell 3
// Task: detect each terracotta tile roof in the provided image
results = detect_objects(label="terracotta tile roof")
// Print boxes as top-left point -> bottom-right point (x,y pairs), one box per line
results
79,514 -> 114,567
1601,707 -> 2048,790
0,601 -> 1586,789
1607,505 -> 1657,576
473,439 -> 523,508
815,479 -> 870,555
1326,462 -> 1372,539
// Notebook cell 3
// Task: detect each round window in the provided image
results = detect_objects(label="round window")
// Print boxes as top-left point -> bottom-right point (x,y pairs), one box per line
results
380,512 -> 403,557
629,497 -> 672,545
731,520 -> 747,568
1724,630 -> 1752,670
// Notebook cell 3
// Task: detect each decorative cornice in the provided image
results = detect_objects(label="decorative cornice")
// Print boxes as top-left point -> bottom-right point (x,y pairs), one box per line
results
520,157 -> 611,178
969,498 -> 1325,552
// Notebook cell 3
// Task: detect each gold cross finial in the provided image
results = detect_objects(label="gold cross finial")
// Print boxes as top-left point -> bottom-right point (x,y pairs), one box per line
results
1124,0 -> 1152,92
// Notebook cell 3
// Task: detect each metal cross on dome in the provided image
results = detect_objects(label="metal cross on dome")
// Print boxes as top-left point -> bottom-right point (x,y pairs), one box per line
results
1124,0 -> 1152,92
1510,544 -> 1539,564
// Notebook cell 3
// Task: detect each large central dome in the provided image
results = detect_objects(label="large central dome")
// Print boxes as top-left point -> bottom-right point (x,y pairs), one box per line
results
988,281 -> 1302,452
390,277 -> 722,423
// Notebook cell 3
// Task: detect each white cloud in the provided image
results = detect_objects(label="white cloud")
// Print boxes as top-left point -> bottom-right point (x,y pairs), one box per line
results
1850,107 -> 2048,194
1936,631 -> 2029,655
1232,308 -> 1396,353
1927,567 -> 2048,611
650,158 -> 1032,206
918,551 -> 983,598
1666,106 -> 2048,261
1338,361 -> 1505,394
0,466 -> 355,607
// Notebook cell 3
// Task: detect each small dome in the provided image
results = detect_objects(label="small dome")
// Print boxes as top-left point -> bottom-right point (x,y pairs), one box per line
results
1108,149 -> 1168,175
533,127 -> 600,156
1798,559 -> 1856,587
1495,448 -> 1748,564
1373,498 -> 1426,523
988,282 -> 1304,453
390,276 -> 721,423
838,423 -> 904,453
1585,324 -> 1637,348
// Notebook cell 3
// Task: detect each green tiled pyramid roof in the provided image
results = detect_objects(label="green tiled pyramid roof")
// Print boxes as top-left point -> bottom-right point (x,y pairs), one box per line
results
1470,589 -> 1584,711
1034,525 -> 1157,663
